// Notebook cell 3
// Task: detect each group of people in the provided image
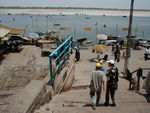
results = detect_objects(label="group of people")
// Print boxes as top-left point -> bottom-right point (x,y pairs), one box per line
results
90,59 -> 119,109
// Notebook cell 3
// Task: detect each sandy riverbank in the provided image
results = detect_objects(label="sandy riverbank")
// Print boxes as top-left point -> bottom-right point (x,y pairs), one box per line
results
0,8 -> 150,17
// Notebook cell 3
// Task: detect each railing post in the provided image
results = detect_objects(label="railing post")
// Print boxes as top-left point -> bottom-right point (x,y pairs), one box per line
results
58,49 -> 61,74
71,36 -> 73,54
68,44 -> 70,60
49,55 -> 54,85
49,36 -> 73,86
64,44 -> 66,64
137,68 -> 143,91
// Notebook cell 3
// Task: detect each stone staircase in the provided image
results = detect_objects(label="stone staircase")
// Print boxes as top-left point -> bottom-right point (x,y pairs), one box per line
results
35,47 -> 150,113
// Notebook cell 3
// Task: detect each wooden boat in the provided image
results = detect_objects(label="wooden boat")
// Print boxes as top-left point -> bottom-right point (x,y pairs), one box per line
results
122,16 -> 127,18
86,40 -> 92,44
77,38 -> 87,42
85,17 -> 90,19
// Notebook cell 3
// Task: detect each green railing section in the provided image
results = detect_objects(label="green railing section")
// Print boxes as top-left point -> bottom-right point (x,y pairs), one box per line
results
49,36 -> 73,85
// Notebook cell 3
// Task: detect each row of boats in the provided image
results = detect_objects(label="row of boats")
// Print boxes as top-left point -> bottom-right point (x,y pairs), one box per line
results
0,24 -> 65,57
1,23 -> 150,58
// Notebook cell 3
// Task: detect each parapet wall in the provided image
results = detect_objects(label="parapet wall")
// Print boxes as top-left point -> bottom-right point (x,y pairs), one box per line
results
6,54 -> 75,113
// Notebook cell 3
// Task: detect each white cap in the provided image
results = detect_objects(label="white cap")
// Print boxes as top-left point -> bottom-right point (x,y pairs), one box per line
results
107,60 -> 115,64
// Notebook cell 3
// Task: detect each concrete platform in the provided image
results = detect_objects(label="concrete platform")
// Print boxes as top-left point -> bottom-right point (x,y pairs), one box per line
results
5,80 -> 46,113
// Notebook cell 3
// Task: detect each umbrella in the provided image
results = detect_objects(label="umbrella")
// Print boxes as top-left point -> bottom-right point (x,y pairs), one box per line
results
105,40 -> 116,43
92,44 -> 108,53
97,34 -> 107,40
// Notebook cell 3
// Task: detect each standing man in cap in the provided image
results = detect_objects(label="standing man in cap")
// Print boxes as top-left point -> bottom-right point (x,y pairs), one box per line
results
90,63 -> 106,109
104,60 -> 119,106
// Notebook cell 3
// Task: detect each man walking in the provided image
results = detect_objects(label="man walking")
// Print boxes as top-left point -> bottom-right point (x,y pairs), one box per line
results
104,60 -> 119,106
90,63 -> 106,109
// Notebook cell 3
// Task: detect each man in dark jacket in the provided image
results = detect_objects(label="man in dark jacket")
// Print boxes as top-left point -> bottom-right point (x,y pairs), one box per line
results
104,60 -> 119,106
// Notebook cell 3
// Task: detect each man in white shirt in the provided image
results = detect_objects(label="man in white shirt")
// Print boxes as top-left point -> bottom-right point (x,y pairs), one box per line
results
145,47 -> 150,60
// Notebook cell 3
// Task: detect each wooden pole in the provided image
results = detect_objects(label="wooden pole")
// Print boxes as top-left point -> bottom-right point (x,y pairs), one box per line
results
123,0 -> 134,76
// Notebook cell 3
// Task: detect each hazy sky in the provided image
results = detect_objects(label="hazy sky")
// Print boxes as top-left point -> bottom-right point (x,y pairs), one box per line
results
0,0 -> 150,9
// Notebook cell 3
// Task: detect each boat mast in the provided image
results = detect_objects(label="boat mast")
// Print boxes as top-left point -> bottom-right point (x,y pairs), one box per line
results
142,31 -> 144,38
46,15 -> 49,30
116,24 -> 118,36
135,24 -> 138,36
95,22 -> 98,43
22,24 -> 28,37
74,24 -> 76,40
35,15 -> 38,32
31,15 -> 34,32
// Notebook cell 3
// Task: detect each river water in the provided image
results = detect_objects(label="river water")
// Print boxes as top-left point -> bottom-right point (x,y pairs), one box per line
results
0,14 -> 150,44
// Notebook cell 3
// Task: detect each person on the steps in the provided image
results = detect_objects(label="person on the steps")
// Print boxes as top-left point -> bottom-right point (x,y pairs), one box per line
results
75,49 -> 80,61
104,60 -> 119,107
90,63 -> 106,109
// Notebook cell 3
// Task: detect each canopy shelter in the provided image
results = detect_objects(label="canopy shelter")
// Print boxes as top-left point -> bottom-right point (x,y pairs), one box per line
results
0,24 -> 24,35
91,44 -> 108,62
92,44 -> 108,53
97,34 -> 107,41
29,33 -> 39,39
105,40 -> 117,45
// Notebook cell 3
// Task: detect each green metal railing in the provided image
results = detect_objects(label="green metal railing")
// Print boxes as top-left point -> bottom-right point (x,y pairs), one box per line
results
49,36 -> 73,85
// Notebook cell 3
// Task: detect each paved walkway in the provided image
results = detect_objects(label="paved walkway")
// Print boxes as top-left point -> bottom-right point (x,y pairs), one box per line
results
35,47 -> 150,113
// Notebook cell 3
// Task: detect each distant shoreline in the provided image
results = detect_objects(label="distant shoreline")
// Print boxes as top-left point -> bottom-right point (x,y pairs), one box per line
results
0,8 -> 150,17
0,7 -> 150,11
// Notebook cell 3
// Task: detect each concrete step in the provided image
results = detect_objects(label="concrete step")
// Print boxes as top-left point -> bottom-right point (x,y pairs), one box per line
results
35,78 -> 149,113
